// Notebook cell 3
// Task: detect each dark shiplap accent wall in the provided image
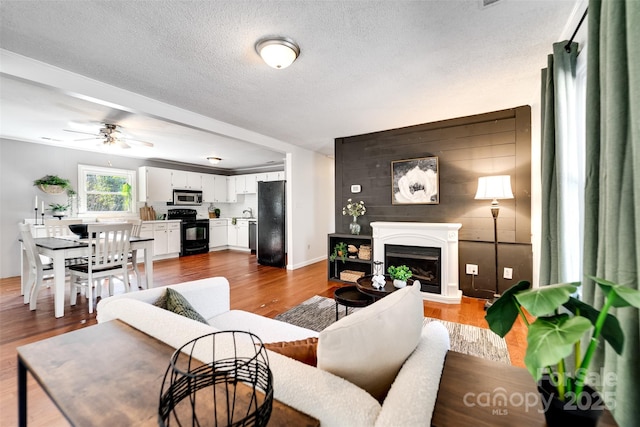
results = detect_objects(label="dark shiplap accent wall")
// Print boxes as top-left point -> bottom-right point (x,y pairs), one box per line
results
334,106 -> 533,296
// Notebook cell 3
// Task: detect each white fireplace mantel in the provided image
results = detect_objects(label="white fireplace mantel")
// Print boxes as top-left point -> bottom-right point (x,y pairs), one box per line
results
371,222 -> 462,304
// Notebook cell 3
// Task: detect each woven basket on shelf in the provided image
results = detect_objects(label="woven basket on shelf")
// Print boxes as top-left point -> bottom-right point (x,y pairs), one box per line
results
358,245 -> 371,260
340,270 -> 365,283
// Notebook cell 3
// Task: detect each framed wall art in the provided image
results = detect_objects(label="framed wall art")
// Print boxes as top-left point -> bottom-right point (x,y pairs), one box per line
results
391,156 -> 439,204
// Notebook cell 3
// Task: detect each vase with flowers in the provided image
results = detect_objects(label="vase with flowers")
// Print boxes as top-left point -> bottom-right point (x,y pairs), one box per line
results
342,198 -> 366,235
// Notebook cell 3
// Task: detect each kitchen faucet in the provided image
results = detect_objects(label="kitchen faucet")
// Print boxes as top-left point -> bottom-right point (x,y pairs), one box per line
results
242,208 -> 253,218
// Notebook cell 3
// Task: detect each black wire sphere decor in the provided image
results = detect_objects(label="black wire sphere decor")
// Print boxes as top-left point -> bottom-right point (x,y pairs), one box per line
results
158,331 -> 273,427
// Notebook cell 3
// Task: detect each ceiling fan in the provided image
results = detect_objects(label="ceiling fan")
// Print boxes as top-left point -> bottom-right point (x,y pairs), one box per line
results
63,123 -> 154,149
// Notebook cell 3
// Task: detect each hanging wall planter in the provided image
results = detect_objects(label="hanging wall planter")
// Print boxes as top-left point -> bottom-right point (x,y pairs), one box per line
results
33,175 -> 74,196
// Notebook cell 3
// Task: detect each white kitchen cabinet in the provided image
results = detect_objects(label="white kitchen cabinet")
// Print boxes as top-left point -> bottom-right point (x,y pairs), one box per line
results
209,219 -> 228,249
138,167 -> 173,202
153,223 -> 168,255
244,174 -> 257,193
226,177 -> 237,203
167,222 -> 181,253
234,174 -> 257,195
201,174 -> 215,202
172,170 -> 201,189
203,174 -> 228,203
255,171 -> 285,183
144,221 -> 180,259
213,175 -> 227,202
227,219 -> 249,248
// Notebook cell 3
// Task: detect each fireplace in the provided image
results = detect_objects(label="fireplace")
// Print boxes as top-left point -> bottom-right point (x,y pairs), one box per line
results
371,222 -> 462,304
385,244 -> 441,294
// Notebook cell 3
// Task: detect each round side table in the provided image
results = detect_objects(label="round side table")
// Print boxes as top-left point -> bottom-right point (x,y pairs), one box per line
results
333,286 -> 375,321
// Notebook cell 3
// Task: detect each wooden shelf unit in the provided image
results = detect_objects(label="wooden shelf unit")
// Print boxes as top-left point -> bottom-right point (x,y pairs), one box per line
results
327,233 -> 373,283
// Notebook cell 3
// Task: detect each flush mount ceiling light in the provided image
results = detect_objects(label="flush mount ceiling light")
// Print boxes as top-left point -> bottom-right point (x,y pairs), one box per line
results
255,37 -> 300,69
207,157 -> 222,165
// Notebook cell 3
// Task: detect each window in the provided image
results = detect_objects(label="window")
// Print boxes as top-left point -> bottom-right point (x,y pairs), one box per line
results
78,165 -> 136,215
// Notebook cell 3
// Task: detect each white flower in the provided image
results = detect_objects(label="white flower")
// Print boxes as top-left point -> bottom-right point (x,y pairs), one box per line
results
342,198 -> 366,217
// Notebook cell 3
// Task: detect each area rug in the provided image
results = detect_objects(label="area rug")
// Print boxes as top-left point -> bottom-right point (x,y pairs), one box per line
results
275,295 -> 511,364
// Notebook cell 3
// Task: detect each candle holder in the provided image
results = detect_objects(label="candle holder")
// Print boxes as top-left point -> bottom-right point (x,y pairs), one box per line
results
41,212 -> 45,225
34,208 -> 38,225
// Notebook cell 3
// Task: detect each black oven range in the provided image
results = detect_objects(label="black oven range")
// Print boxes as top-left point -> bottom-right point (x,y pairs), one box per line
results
167,209 -> 209,256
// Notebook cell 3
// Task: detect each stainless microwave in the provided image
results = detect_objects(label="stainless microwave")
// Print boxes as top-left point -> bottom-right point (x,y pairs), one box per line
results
173,189 -> 203,205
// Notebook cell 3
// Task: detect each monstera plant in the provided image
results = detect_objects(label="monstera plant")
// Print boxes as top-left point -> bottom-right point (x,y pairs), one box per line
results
485,276 -> 640,426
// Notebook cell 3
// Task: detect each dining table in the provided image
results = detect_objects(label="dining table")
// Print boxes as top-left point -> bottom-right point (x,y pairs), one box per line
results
21,235 -> 154,318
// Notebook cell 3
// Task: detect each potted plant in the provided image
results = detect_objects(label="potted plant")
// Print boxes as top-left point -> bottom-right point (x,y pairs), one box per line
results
387,265 -> 412,288
214,208 -> 221,218
49,203 -> 70,217
34,175 -> 75,196
485,276 -> 640,426
329,242 -> 348,263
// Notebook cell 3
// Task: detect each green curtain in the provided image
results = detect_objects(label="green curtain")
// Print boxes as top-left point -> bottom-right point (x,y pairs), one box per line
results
540,41 -> 579,286
583,1 -> 640,426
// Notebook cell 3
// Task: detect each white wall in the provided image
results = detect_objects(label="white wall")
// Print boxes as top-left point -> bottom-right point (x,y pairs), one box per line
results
286,149 -> 335,270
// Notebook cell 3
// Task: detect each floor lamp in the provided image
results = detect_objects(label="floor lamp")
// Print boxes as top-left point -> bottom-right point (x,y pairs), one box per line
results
474,175 -> 514,310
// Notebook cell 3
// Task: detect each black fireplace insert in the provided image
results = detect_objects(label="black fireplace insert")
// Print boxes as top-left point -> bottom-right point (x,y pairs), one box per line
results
385,244 -> 441,294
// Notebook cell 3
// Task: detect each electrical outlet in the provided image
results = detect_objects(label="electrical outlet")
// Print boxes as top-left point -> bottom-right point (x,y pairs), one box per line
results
504,267 -> 513,280
466,264 -> 478,275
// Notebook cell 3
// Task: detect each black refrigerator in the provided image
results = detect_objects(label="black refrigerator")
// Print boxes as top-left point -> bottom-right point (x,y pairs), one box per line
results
257,180 -> 286,268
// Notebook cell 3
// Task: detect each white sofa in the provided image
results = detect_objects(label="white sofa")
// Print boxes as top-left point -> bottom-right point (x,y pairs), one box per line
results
97,277 -> 450,426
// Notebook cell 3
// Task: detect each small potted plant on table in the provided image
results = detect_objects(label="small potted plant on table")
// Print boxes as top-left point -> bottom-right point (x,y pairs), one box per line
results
387,265 -> 412,288
485,276 -> 640,427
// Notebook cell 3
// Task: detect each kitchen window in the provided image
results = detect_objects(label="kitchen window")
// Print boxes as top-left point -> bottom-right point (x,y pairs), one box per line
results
77,164 -> 136,214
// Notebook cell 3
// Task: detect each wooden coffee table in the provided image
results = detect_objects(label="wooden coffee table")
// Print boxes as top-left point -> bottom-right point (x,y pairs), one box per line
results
355,275 -> 413,299
17,320 -> 319,427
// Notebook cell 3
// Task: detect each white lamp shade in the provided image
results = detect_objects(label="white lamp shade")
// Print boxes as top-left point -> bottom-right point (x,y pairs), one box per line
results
475,175 -> 514,200
256,38 -> 300,69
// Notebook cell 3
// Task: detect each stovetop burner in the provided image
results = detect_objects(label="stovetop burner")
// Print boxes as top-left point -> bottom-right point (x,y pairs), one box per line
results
167,209 -> 197,221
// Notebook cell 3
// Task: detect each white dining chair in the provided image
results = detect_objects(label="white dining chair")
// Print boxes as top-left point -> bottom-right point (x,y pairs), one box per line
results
127,219 -> 144,288
68,223 -> 133,314
44,218 -> 86,266
44,218 -> 82,237
18,223 -> 54,309
96,218 -> 143,287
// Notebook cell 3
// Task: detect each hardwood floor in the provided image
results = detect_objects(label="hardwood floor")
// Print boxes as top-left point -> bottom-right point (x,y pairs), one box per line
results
0,250 -> 527,426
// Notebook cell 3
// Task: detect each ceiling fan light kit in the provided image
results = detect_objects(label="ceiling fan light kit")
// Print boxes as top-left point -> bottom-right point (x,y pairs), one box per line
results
255,37 -> 300,69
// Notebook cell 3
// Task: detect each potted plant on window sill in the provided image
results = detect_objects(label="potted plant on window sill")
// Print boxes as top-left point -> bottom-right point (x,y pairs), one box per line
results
387,265 -> 412,288
485,276 -> 640,427
33,175 -> 75,196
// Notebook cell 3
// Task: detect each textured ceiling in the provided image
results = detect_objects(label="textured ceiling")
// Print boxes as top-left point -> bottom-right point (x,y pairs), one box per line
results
0,0 -> 580,170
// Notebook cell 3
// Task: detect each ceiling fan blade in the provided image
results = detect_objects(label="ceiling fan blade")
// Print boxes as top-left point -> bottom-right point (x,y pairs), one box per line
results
64,129 -> 98,136
74,137 -> 101,142
117,140 -> 131,149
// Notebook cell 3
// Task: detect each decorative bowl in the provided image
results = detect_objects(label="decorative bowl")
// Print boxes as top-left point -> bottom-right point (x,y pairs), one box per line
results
68,224 -> 88,239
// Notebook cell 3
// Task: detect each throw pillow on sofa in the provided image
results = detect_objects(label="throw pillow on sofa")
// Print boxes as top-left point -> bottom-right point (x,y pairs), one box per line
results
264,337 -> 318,367
157,288 -> 209,325
317,281 -> 423,402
